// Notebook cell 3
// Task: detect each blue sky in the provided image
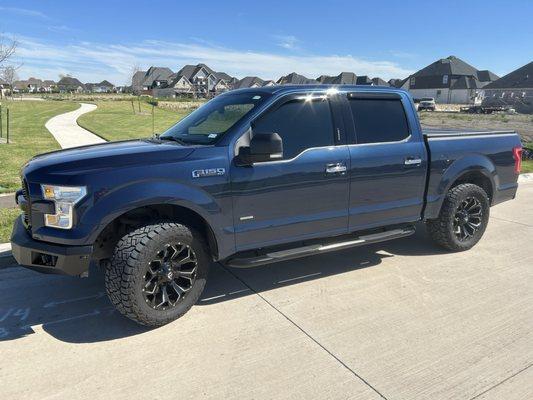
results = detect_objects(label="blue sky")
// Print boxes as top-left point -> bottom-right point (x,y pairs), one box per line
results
1,0 -> 532,84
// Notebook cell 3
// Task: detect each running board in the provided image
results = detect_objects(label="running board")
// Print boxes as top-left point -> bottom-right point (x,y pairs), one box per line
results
225,226 -> 415,268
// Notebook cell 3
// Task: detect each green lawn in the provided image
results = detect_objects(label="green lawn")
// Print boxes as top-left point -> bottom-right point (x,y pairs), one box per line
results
0,100 -> 78,194
0,207 -> 20,242
77,100 -> 192,142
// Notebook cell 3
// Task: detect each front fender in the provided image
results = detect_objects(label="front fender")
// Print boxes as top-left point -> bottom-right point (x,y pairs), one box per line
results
81,179 -> 227,247
425,154 -> 497,219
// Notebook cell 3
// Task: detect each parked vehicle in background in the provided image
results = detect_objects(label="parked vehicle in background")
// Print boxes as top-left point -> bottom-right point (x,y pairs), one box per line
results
417,97 -> 436,111
11,85 -> 522,327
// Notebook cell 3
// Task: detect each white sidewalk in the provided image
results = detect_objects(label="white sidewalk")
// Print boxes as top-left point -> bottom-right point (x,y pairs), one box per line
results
45,103 -> 105,149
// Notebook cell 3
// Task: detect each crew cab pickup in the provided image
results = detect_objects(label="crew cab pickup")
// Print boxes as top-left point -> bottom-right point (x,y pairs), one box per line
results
11,86 -> 522,326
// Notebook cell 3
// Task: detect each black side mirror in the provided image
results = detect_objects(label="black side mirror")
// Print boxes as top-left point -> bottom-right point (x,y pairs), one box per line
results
237,132 -> 283,165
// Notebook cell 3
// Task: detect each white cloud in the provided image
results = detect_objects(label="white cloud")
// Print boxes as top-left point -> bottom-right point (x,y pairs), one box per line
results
274,35 -> 300,50
15,36 -> 414,84
0,6 -> 48,19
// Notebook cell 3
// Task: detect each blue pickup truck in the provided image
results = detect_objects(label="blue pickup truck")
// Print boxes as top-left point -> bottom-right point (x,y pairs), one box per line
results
11,85 -> 523,326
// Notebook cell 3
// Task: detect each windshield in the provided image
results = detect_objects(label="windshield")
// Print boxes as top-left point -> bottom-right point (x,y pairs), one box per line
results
421,98 -> 434,102
160,92 -> 270,144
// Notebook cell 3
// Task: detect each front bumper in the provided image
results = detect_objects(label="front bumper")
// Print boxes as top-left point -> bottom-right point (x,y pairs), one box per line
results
10,216 -> 93,276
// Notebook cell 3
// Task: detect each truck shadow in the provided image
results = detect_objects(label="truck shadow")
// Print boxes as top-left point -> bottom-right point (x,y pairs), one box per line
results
0,225 -> 444,344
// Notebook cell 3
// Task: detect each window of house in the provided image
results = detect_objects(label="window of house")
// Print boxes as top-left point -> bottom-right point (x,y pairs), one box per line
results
442,75 -> 449,85
348,98 -> 410,144
410,77 -> 416,87
252,98 -> 334,159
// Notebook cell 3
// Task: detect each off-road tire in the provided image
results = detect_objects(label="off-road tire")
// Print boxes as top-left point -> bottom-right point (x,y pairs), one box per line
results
105,222 -> 210,327
426,183 -> 490,251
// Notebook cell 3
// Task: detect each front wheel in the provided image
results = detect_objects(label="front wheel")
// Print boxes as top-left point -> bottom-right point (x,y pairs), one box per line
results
105,222 -> 210,327
426,183 -> 490,251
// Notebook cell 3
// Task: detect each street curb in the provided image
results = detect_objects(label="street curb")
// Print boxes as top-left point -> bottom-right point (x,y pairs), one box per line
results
0,243 -> 15,269
0,192 -> 16,209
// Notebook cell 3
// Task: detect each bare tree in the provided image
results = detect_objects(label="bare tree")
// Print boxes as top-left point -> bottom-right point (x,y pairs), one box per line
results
1,66 -> 18,97
130,63 -> 142,93
0,34 -> 17,67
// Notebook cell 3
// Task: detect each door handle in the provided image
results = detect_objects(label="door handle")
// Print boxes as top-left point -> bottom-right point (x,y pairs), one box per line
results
325,163 -> 347,174
404,157 -> 422,166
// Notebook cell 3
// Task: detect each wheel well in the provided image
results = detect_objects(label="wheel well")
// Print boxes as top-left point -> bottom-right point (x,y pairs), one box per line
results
450,171 -> 493,202
93,204 -> 218,261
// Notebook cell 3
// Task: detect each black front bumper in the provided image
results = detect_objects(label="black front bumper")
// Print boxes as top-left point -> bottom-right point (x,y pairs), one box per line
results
10,216 -> 93,276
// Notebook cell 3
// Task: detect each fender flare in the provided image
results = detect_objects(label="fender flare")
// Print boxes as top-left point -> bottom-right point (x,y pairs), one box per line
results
425,154 -> 497,219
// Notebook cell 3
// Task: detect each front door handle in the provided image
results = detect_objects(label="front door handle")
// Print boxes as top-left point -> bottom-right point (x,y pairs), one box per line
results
404,157 -> 422,166
325,163 -> 347,174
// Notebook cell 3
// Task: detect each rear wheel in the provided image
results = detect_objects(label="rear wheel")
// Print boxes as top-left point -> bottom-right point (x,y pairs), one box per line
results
105,222 -> 210,327
426,183 -> 490,251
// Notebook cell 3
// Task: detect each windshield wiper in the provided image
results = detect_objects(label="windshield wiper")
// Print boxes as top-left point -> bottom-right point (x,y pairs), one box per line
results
159,136 -> 188,145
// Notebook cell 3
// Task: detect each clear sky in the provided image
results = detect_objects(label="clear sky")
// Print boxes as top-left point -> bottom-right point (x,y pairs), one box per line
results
1,0 -> 532,85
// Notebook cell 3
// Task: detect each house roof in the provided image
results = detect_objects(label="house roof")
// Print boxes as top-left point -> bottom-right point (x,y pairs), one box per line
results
234,76 -> 265,89
408,56 -> 498,90
43,80 -> 56,86
142,67 -> 174,87
318,72 -> 357,84
277,72 -> 316,85
57,76 -> 85,88
413,56 -> 479,78
98,80 -> 114,87
483,61 -> 533,89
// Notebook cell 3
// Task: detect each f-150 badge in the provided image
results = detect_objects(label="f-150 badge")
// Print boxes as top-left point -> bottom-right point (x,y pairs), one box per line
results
192,168 -> 226,178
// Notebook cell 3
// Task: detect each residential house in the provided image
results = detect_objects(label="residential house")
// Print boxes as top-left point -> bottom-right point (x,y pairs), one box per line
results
400,55 -> 499,104
175,63 -> 234,96
388,78 -> 404,88
481,61 -> 533,114
277,72 -> 316,85
317,72 -> 357,85
85,80 -> 115,93
262,80 -> 276,87
131,67 -> 174,94
57,76 -> 85,93
356,76 -> 373,85
371,77 -> 390,86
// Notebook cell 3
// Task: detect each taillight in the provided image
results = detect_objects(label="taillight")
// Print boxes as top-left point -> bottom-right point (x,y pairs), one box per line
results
512,146 -> 522,174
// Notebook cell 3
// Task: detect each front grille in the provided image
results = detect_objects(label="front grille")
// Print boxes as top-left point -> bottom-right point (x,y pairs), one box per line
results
21,178 -> 31,228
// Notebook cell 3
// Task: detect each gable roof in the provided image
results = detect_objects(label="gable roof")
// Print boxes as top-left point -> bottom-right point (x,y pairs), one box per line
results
483,61 -> 533,89
277,72 -> 316,85
477,70 -> 499,82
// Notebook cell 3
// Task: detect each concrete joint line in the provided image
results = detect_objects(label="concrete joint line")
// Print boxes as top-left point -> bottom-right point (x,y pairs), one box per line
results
220,264 -> 389,400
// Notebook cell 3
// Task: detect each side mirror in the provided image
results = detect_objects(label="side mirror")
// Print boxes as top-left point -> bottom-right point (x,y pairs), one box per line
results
237,132 -> 283,165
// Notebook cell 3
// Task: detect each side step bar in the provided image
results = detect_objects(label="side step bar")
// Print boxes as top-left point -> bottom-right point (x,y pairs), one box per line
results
225,226 -> 415,268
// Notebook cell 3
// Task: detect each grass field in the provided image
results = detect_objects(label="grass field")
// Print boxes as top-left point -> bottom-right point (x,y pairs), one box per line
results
0,100 -> 78,194
77,100 -> 193,141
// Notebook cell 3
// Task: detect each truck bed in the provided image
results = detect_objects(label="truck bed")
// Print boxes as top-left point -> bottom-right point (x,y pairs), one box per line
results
423,128 -> 516,138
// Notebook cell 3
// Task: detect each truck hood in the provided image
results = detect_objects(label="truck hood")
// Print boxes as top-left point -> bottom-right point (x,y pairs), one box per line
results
23,139 -> 197,179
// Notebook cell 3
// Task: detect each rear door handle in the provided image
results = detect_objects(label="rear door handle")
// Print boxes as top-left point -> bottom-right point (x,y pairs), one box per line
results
325,163 -> 347,174
404,157 -> 422,166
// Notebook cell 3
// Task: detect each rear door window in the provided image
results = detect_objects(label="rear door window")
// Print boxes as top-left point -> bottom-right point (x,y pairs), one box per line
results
348,98 -> 410,144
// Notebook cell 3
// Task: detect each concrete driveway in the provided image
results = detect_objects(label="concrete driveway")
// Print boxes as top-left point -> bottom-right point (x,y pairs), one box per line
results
0,183 -> 531,400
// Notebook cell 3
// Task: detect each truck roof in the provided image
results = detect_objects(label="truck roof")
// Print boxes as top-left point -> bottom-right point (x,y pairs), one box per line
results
227,84 -> 409,96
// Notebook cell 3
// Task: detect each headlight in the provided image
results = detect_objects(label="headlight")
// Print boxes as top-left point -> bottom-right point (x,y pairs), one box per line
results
41,185 -> 87,229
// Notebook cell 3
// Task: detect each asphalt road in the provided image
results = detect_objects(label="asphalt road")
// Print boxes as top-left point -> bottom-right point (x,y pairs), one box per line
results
0,183 -> 531,400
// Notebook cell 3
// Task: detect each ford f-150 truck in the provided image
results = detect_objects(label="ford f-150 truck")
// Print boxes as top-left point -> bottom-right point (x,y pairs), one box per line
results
11,85 -> 523,326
